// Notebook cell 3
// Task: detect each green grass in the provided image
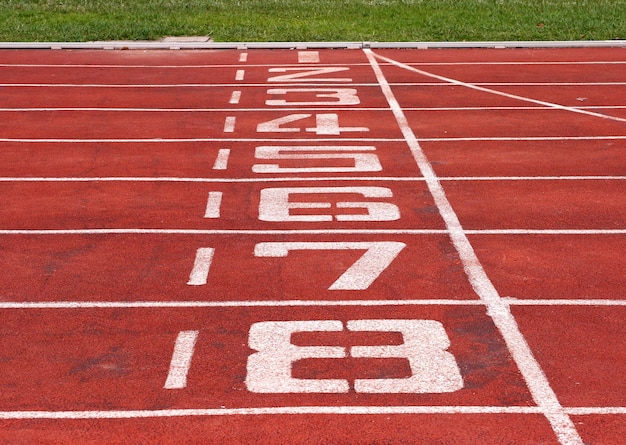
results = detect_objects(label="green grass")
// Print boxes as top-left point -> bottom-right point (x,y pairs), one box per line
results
1,0 -> 625,42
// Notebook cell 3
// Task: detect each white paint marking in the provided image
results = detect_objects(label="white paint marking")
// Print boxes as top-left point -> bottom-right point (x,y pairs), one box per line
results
1,176 -> 624,183
223,116 -> 236,133
238,53 -> 248,63
374,52 -> 626,124
254,241 -> 405,290
235,69 -> 245,81
366,48 -> 584,445
1,299 -> 624,310
0,228 -> 624,236
204,191 -> 223,218
212,148 -> 230,170
298,51 -> 320,63
164,331 -> 199,389
187,247 -> 215,286
0,405 -> 548,419
229,90 -> 242,104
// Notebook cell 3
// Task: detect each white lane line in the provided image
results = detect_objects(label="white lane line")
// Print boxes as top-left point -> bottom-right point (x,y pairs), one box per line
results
366,48 -> 584,445
229,91 -> 242,104
0,138 -> 406,143
0,405 -> 547,419
2,60 -> 625,68
420,136 -> 626,142
374,52 -> 626,124
186,248 -> 215,286
1,176 -> 623,183
0,299 -> 624,310
203,192 -> 223,218
566,407 -> 626,415
212,148 -> 230,170
0,83 -> 382,88
0,300 -> 486,309
0,229 -> 624,235
298,51 -> 320,63
235,69 -> 245,81
0,229 -> 449,235
3,106 -> 626,112
163,331 -> 199,389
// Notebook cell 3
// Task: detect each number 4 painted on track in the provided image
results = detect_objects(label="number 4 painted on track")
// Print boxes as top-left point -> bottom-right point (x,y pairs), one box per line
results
254,241 -> 405,290
257,113 -> 368,135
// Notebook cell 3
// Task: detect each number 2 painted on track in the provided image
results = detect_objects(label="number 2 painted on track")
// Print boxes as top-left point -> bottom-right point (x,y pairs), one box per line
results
254,241 -> 405,290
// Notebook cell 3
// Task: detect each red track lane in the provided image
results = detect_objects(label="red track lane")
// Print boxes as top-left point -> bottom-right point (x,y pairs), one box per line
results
470,234 -> 626,300
0,306 -> 532,410
0,85 -> 390,109
0,234 -> 476,302
0,180 -> 443,230
445,180 -> 626,229
0,47 -> 624,445
0,415 -> 563,445
0,141 -> 420,178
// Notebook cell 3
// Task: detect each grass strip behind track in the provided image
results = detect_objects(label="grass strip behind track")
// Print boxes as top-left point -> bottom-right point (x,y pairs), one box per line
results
1,0 -> 625,43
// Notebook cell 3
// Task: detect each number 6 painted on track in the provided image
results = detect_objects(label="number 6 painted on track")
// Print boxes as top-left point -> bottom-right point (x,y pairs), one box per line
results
254,241 -> 405,290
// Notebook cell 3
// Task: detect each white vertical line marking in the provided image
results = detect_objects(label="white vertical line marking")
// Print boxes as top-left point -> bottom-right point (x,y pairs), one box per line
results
164,331 -> 199,389
204,191 -> 223,218
212,148 -> 230,170
239,53 -> 248,63
187,247 -> 215,285
298,51 -> 320,63
229,91 -> 242,104
364,48 -> 584,445
223,116 -> 236,133
235,70 -> 245,81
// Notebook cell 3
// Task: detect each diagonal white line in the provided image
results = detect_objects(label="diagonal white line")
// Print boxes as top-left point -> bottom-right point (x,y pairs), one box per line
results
374,52 -> 626,124
365,48 -> 584,445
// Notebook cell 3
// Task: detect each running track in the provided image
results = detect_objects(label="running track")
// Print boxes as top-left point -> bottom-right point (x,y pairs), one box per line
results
0,46 -> 624,444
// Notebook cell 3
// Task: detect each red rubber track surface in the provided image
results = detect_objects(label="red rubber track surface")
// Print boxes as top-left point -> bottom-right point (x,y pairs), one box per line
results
0,47 -> 624,444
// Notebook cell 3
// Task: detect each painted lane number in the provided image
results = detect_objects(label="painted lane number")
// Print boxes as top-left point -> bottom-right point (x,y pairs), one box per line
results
245,319 -> 463,393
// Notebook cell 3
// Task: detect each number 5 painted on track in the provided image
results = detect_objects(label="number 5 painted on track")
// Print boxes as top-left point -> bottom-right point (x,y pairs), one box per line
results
254,241 -> 405,290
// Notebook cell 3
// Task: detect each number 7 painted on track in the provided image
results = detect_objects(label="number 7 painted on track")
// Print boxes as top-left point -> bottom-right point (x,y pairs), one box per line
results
254,241 -> 406,290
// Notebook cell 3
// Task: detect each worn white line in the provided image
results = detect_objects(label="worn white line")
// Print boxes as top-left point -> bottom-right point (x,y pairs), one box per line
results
3,106 -> 626,112
229,90 -> 242,104
298,51 -> 320,63
223,116 -> 236,133
0,176 -> 623,183
375,53 -> 626,124
0,176 -> 426,183
0,229 -> 623,236
503,299 -> 626,306
0,405 -> 545,419
0,138 -> 405,143
565,407 -> 626,415
1,299 -> 624,310
419,136 -> 626,142
0,300 -> 485,309
0,229 -> 449,235
0,83 -> 381,88
2,60 -> 625,68
186,248 -> 215,286
0,107 -> 389,112
366,48 -> 584,445
212,148 -> 230,170
235,69 -> 245,81
163,331 -> 199,389
204,192 -> 223,219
